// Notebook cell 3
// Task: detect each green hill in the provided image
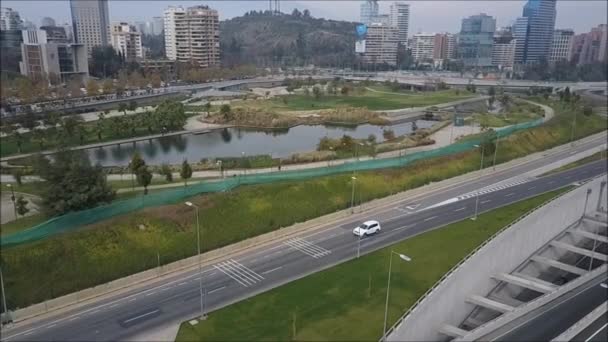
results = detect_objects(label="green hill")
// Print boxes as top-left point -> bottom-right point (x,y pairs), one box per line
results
220,10 -> 357,67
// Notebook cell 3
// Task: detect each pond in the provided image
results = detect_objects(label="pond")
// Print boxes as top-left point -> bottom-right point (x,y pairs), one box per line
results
87,120 -> 436,166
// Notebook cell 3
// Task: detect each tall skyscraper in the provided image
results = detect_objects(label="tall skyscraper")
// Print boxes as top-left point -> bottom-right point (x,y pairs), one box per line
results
152,17 -> 164,36
513,0 -> 557,64
360,0 -> 379,25
111,22 -> 143,61
0,7 -> 22,31
70,0 -> 111,56
389,2 -> 410,45
492,27 -> 516,69
549,29 -> 574,63
458,13 -> 496,67
163,5 -> 220,68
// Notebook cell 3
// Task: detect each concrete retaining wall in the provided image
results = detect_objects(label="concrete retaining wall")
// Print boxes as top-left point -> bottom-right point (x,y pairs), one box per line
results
386,175 -> 608,341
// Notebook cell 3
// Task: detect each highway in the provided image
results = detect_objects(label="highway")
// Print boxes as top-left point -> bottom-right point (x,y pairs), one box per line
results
574,312 -> 608,342
1,134 -> 607,341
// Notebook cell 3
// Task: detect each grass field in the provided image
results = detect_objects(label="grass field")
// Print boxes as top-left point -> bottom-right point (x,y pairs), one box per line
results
1,100 -> 605,310
175,188 -> 569,341
234,89 -> 472,112
0,214 -> 48,237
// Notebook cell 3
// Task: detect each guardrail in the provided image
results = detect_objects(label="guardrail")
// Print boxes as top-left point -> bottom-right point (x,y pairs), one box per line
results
380,181 -> 585,341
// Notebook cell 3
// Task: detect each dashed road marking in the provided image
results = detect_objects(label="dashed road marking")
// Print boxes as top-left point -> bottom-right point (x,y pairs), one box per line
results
481,200 -> 492,204
505,193 -> 515,197
284,237 -> 331,259
453,207 -> 466,212
262,266 -> 283,275
208,286 -> 226,294
423,216 -> 437,222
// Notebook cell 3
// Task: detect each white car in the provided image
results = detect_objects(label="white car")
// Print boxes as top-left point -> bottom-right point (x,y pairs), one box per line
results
353,220 -> 381,237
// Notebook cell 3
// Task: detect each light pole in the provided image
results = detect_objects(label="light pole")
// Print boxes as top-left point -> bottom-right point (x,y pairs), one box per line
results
570,110 -> 577,146
328,146 -> 334,167
582,188 -> 592,220
492,132 -> 500,171
471,144 -> 485,221
0,265 -> 8,322
383,250 -> 412,339
241,152 -> 246,177
5,184 -> 17,220
185,201 -> 206,320
216,160 -> 223,179
350,176 -> 357,214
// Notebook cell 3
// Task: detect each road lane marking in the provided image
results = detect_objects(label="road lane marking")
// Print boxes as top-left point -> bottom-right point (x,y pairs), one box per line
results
178,282 -> 188,286
208,286 -> 226,294
68,316 -> 80,321
528,186 -> 536,190
285,237 -> 331,259
505,193 -> 515,197
481,200 -> 492,204
91,309 -> 100,314
47,324 -> 57,328
585,323 -> 608,342
453,207 -> 466,212
109,304 -> 119,308
214,259 -> 264,288
145,291 -> 156,296
262,266 -> 283,275
123,309 -> 160,324
129,298 -> 136,302
423,216 -> 437,222
214,263 -> 251,287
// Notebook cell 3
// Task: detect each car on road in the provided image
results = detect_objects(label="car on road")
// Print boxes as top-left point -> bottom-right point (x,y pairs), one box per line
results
353,220 -> 381,237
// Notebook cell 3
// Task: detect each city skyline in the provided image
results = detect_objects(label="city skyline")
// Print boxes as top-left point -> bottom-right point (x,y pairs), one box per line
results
2,0 -> 606,34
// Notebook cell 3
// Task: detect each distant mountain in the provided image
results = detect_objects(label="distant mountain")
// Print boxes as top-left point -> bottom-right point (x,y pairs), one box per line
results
220,10 -> 358,67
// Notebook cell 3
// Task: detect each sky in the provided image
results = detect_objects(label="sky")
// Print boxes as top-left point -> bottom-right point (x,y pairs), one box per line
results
3,0 -> 607,34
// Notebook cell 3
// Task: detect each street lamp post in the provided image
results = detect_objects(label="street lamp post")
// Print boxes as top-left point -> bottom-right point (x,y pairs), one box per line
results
350,176 -> 357,214
492,133 -> 500,171
217,160 -> 223,179
382,251 -> 412,339
0,265 -> 8,323
185,201 -> 206,320
5,184 -> 17,220
471,144 -> 485,221
570,110 -> 577,146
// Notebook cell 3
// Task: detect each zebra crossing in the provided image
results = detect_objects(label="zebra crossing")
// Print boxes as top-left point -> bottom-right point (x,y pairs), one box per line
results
213,259 -> 265,288
455,177 -> 533,201
284,237 -> 332,259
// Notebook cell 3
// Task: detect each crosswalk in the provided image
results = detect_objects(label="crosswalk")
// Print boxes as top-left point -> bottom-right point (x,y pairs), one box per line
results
213,259 -> 265,288
455,177 -> 532,201
284,237 -> 332,259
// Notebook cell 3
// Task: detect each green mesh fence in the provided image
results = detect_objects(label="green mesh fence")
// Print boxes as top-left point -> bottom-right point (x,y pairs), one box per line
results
1,119 -> 543,248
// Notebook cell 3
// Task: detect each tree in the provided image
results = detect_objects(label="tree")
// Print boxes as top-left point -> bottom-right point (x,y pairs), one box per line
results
340,135 -> 354,150
129,152 -> 146,176
312,86 -> 322,100
292,8 -> 302,17
86,79 -> 99,96
563,87 -> 571,102
136,166 -> 153,194
14,131 -> 23,153
203,102 -> 211,117
76,124 -> 87,145
67,79 -> 82,98
160,164 -> 173,182
128,100 -> 138,112
367,134 -> 377,144
303,9 -> 311,18
61,116 -> 83,137
383,129 -> 396,141
180,159 -> 193,186
220,104 -> 232,121
32,128 -> 46,149
341,86 -> 351,96
11,168 -> 23,185
583,106 -> 593,116
149,73 -> 162,88
33,150 -> 115,215
16,196 -> 29,217
118,103 -> 128,114
102,79 -> 114,94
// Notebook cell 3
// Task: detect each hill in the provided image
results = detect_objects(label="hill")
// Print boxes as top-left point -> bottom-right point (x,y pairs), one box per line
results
220,10 -> 357,67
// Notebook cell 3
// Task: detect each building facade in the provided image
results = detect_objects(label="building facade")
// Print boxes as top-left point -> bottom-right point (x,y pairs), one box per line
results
1,7 -> 22,31
164,5 -> 220,68
458,13 -> 496,67
360,0 -> 379,25
70,0 -> 111,56
549,29 -> 574,63
389,2 -> 410,45
40,17 -> 56,27
111,22 -> 143,60
492,28 -> 516,69
152,16 -> 164,35
361,23 -> 399,66
19,29 -> 88,81
411,33 -> 436,62
513,0 -> 557,64
571,24 -> 608,65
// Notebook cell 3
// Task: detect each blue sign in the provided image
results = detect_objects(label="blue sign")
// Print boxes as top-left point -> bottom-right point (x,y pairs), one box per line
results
356,24 -> 367,38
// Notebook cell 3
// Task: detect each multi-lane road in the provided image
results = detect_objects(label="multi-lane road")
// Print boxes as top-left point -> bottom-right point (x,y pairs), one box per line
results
1,134 -> 607,341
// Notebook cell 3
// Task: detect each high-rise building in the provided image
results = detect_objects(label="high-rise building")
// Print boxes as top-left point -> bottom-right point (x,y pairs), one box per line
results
19,29 -> 88,81
360,0 -> 379,25
40,25 -> 70,43
513,0 -> 557,64
492,27 -> 516,69
1,7 -> 22,31
549,29 -> 574,63
361,23 -> 399,66
372,14 -> 390,26
22,20 -> 36,30
70,0 -> 111,56
411,33 -> 436,62
389,2 -> 410,45
445,33 -> 457,59
571,24 -> 608,65
458,13 -> 496,67
40,17 -> 56,27
152,16 -> 164,35
111,22 -> 143,60
163,5 -> 220,68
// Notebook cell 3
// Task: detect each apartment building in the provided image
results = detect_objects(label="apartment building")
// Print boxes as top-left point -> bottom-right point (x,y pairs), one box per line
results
361,23 -> 399,66
111,22 -> 143,60
69,0 -> 111,56
549,29 -> 574,63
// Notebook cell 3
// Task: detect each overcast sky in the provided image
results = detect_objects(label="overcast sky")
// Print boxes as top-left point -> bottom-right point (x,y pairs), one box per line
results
4,0 -> 607,33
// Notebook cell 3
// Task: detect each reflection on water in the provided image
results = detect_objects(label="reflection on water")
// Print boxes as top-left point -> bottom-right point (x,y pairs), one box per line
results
87,121 -> 435,166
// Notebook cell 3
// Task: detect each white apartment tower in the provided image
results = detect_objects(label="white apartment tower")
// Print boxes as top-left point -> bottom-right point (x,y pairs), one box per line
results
549,29 -> 574,63
1,7 -> 22,31
111,22 -> 143,61
389,2 -> 410,45
362,23 -> 399,66
360,0 -> 379,25
164,5 -> 220,68
69,0 -> 111,56
411,33 -> 436,62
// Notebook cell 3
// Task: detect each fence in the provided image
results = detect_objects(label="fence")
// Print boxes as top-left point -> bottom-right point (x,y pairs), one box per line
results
1,119 -> 543,248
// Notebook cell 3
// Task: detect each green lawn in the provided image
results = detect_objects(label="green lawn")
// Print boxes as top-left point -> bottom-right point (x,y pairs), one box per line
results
1,100 -> 605,310
0,214 -> 48,237
235,89 -> 472,112
466,111 -> 542,128
176,188 -> 569,341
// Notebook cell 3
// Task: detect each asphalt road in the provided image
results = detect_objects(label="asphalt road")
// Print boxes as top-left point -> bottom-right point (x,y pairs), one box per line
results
574,312 -> 608,342
1,135 -> 607,342
493,277 -> 608,342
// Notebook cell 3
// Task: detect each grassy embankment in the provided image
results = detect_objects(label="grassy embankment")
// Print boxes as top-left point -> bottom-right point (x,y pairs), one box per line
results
176,188 -> 569,341
541,150 -> 607,176
465,101 -> 544,128
0,100 -> 605,310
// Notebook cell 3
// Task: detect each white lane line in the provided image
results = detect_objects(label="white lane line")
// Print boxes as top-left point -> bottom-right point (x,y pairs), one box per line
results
47,323 -> 57,328
23,332 -> 33,336
68,316 -> 80,321
208,286 -> 226,294
228,259 -> 265,281
453,207 -> 466,212
262,266 -> 283,275
91,310 -> 100,314
528,186 -> 536,190
109,303 -> 119,308
394,226 -> 408,231
129,298 -> 136,302
221,261 -> 258,284
145,291 -> 157,296
123,309 -> 160,324
481,200 -> 492,204
548,181 -> 556,184
178,282 -> 188,286
214,263 -> 251,287
585,323 -> 608,342
423,216 -> 437,222
505,193 -> 515,197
